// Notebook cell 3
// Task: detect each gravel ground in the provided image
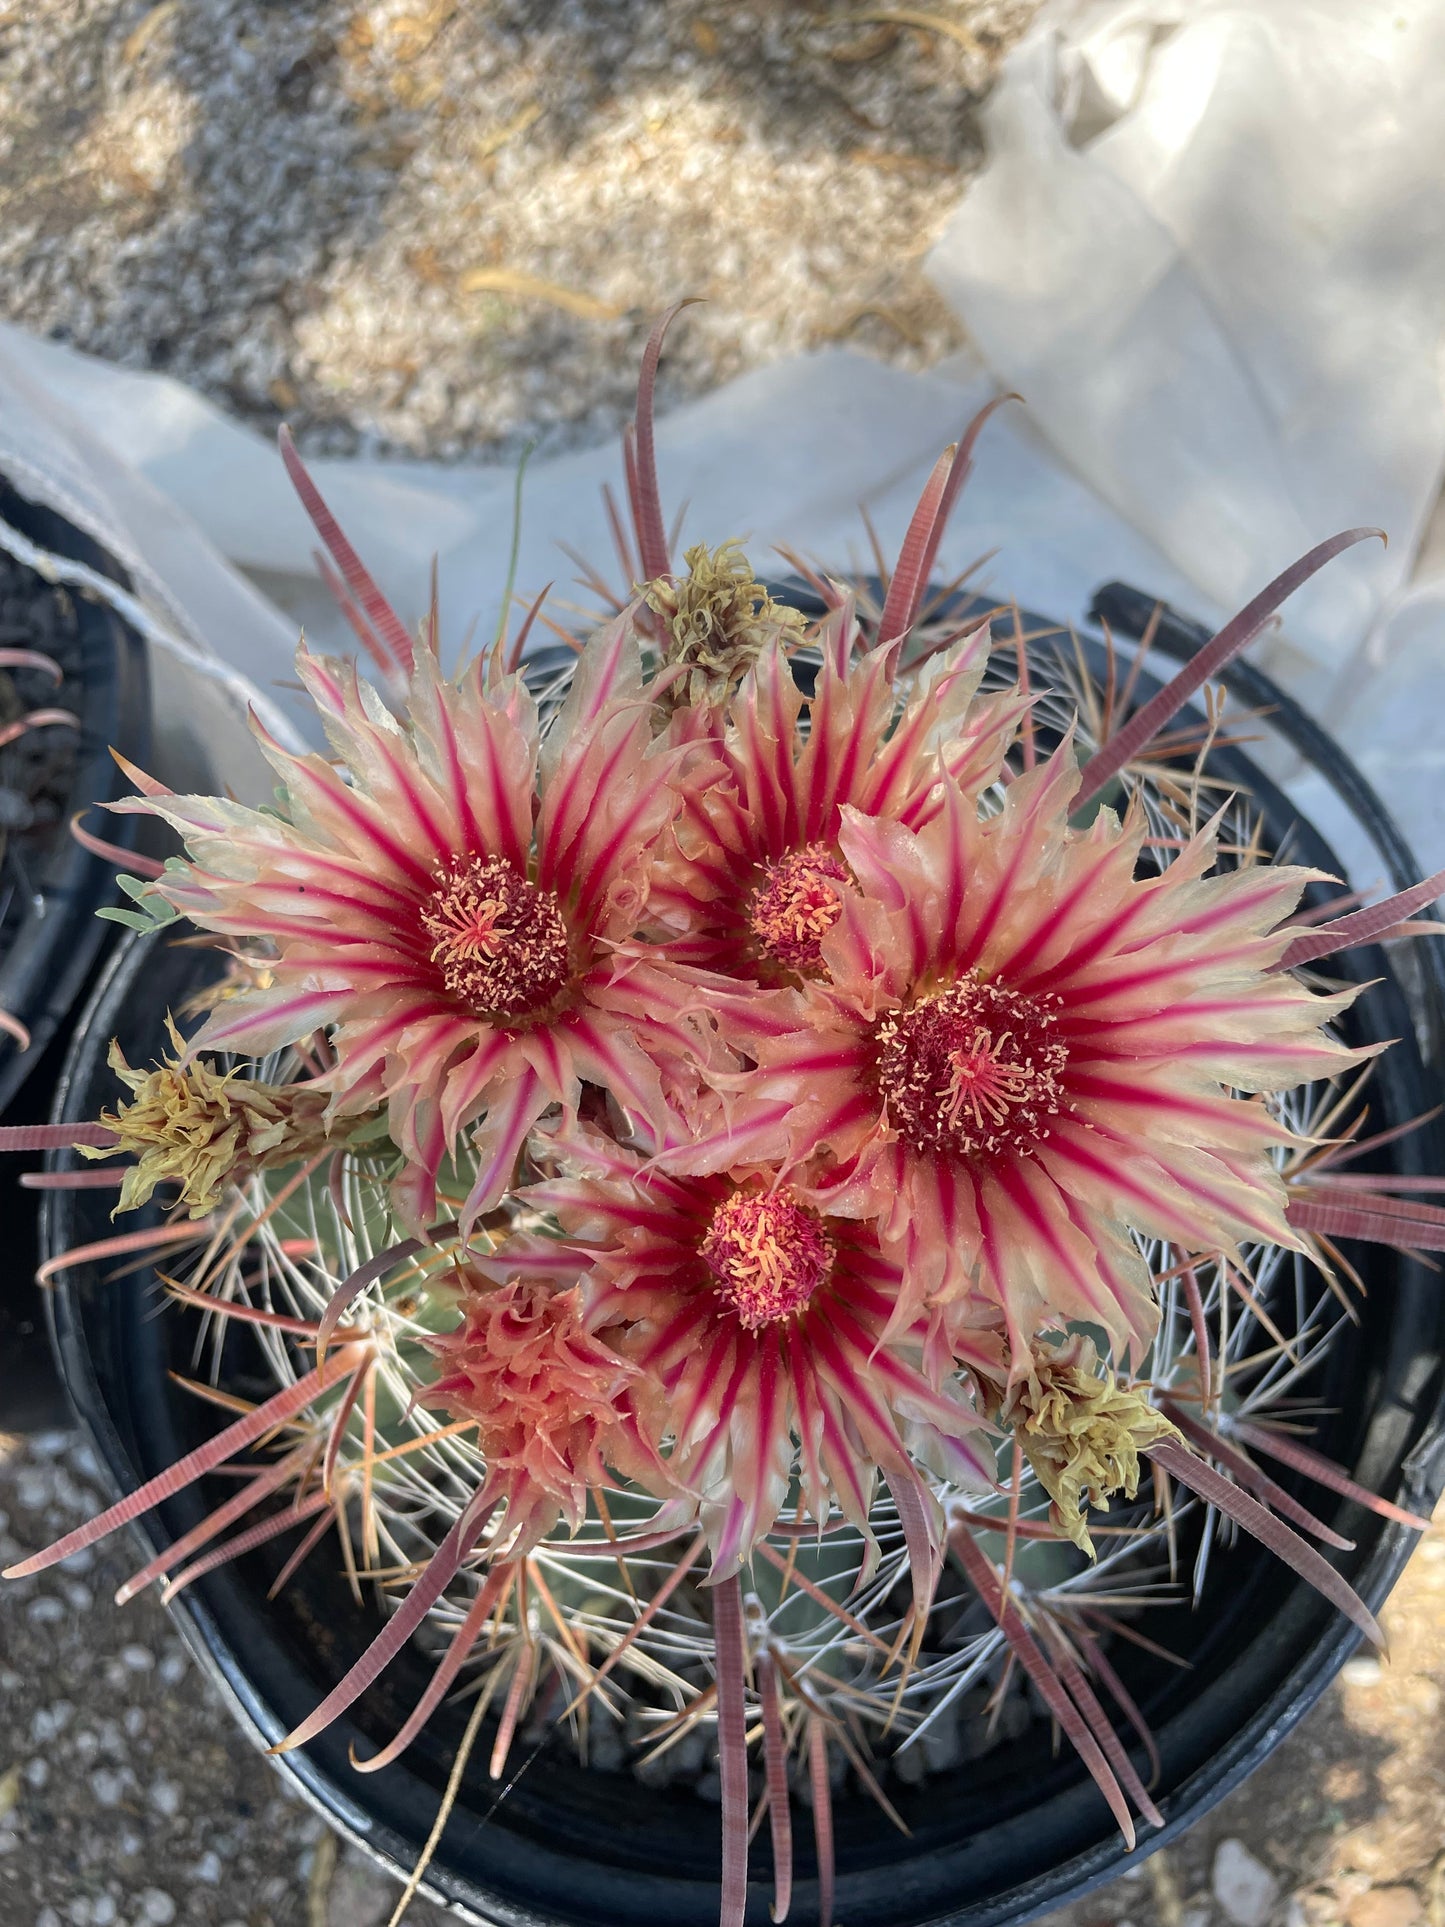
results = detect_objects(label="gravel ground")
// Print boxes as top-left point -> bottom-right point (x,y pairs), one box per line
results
4,5 -> 1445,1927
0,0 -> 1037,464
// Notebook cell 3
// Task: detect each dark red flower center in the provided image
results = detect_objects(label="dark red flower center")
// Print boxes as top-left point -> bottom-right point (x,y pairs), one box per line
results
746,843 -> 853,972
700,1188 -> 834,1330
420,854 -> 571,1019
873,974 -> 1068,1160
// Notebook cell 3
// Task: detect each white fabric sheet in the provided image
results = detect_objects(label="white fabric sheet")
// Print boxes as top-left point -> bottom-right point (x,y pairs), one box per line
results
1,0 -> 1442,872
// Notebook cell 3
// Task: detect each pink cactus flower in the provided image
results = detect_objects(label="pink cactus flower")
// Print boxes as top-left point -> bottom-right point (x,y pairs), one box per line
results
116,619 -> 698,1228
646,620 -> 1027,984
669,741 -> 1368,1371
427,1273 -> 666,1555
504,1126 -> 1000,1582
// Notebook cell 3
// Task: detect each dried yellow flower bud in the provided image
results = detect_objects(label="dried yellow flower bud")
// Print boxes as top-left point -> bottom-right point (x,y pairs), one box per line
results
645,540 -> 806,707
1002,1335 -> 1180,1556
80,1018 -> 332,1218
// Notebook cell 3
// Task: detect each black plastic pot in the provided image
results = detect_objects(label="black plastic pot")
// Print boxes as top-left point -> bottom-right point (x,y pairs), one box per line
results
0,479 -> 149,1431
41,600 -> 1445,1927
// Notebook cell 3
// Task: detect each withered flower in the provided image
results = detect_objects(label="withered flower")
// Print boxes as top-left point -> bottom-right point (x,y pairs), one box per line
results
83,1018 -> 332,1217
646,540 -> 806,708
1001,1333 -> 1180,1554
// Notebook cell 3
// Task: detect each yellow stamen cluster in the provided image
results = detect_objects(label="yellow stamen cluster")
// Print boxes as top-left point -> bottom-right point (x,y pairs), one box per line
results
420,854 -> 572,1020
645,540 -> 806,708
81,1018 -> 332,1218
746,844 -> 854,974
1001,1335 -> 1180,1555
700,1187 -> 835,1330
874,976 -> 1068,1161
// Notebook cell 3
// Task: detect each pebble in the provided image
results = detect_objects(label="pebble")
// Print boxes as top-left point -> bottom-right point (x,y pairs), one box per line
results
1342,1657 -> 1384,1688
1346,1890 -> 1424,1927
139,1893 -> 176,1925
192,1850 -> 223,1884
92,1899 -> 117,1927
87,1768 -> 128,1808
31,1702 -> 73,1744
1213,1839 -> 1281,1927
149,1776 -> 181,1818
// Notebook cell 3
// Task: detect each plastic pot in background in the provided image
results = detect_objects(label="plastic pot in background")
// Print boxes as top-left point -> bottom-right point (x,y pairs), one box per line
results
39,602 -> 1445,1927
0,479 -> 150,1431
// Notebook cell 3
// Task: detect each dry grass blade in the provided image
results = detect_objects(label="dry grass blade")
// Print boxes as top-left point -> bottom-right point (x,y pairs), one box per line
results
838,8 -> 983,54
384,1677 -> 492,1927
456,267 -> 623,322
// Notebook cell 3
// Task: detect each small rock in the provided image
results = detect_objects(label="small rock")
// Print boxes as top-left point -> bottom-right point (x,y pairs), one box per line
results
91,1900 -> 117,1927
1182,1909 -> 1213,1927
1213,1839 -> 1281,1927
139,1892 -> 176,1925
148,1775 -> 180,1818
121,1644 -> 154,1673
1341,1657 -> 1383,1688
30,1702 -> 71,1745
192,1850 -> 222,1884
89,1765 -> 129,1806
1346,1890 -> 1424,1927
